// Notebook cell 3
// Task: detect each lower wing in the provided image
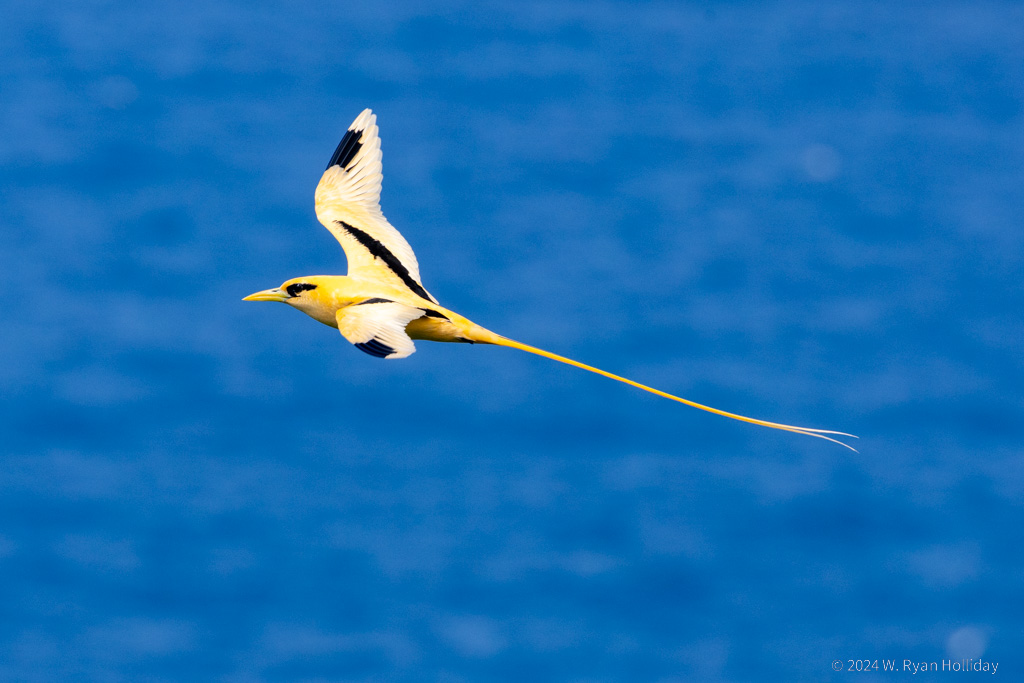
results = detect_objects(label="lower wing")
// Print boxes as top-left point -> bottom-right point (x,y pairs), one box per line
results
336,299 -> 426,359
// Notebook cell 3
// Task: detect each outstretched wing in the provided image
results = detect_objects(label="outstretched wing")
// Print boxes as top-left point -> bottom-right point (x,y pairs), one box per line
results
336,299 -> 426,359
314,109 -> 437,304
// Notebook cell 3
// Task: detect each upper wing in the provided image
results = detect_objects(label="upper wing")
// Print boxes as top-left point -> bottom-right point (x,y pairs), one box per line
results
336,299 -> 426,359
314,109 -> 437,304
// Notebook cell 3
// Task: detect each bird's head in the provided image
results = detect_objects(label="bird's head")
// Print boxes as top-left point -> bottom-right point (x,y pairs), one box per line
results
243,276 -> 340,326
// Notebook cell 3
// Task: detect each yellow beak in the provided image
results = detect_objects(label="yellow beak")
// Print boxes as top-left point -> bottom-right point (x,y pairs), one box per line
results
243,288 -> 290,302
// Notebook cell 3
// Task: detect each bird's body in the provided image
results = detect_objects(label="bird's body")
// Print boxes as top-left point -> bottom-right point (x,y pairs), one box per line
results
265,273 -> 489,344
246,109 -> 856,449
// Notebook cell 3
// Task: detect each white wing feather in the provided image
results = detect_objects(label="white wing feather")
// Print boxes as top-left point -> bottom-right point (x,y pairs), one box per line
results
336,301 -> 425,359
315,109 -> 434,302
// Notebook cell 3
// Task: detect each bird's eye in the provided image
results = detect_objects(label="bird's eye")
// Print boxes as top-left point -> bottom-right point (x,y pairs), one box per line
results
286,283 -> 317,297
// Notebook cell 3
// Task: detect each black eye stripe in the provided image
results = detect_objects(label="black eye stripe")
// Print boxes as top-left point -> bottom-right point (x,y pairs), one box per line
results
286,283 -> 318,297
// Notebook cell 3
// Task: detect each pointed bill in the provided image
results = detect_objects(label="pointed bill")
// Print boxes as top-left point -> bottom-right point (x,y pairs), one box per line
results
243,288 -> 290,302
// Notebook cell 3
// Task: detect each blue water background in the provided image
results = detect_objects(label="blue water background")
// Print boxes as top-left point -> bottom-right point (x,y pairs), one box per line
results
3,1 -> 1023,680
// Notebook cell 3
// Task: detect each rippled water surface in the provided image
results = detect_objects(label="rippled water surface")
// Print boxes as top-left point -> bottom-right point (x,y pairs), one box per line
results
3,2 -> 1023,680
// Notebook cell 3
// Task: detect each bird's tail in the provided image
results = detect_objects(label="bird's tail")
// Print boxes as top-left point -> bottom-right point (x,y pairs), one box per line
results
465,324 -> 857,450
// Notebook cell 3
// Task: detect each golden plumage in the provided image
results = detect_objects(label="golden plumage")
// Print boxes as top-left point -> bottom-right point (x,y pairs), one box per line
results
244,109 -> 857,449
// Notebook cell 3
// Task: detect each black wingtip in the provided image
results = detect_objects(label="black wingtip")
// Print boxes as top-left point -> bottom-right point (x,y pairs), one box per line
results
326,127 -> 363,171
355,339 -> 395,358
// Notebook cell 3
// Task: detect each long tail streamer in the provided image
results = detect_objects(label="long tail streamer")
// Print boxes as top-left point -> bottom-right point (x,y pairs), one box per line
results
490,335 -> 858,451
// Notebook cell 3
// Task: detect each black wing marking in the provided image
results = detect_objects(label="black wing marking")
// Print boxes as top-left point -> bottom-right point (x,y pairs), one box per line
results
354,339 -> 395,358
326,127 -> 363,171
336,221 -> 437,304
421,309 -> 449,319
357,297 -> 449,322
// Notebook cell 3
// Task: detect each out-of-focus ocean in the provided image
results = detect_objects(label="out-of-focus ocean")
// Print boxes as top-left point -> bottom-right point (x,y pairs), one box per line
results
2,1 -> 1022,680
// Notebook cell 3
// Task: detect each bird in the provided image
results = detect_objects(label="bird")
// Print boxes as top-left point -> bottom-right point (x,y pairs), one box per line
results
244,109 -> 857,450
